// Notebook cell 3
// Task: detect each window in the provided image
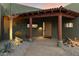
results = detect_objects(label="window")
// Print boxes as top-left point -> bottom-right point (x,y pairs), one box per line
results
65,22 -> 73,28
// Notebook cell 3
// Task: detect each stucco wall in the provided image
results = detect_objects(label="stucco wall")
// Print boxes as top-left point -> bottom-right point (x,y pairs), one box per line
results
51,16 -> 79,40
0,4 -> 5,40
63,3 -> 79,39
73,17 -> 79,38
62,17 -> 74,39
52,17 -> 58,39
62,17 -> 79,39
0,5 -> 1,40
13,18 -> 27,39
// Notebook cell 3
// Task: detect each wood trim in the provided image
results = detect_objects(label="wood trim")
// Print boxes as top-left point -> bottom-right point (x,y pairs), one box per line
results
17,6 -> 79,18
16,12 -> 76,19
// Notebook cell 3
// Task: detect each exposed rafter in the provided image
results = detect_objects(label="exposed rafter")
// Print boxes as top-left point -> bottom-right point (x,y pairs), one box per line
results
12,6 -> 79,19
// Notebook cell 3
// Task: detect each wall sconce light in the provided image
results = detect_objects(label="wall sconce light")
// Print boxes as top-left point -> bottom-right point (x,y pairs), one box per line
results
38,27 -> 42,30
27,24 -> 38,28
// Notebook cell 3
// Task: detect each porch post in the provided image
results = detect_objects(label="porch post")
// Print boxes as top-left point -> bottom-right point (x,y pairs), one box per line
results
29,17 -> 32,41
57,14 -> 63,47
9,16 -> 13,41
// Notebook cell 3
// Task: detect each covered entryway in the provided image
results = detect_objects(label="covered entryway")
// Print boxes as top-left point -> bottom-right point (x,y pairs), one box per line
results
31,19 -> 43,37
32,18 -> 53,38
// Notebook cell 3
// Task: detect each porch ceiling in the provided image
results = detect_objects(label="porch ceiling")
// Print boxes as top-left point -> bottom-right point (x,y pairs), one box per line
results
13,6 -> 79,19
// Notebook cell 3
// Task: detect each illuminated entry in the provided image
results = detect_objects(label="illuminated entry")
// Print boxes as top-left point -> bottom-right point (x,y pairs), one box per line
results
27,24 -> 38,28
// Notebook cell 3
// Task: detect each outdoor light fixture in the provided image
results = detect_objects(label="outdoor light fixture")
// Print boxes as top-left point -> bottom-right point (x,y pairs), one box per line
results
27,24 -> 38,28
38,27 -> 42,30
65,22 -> 73,28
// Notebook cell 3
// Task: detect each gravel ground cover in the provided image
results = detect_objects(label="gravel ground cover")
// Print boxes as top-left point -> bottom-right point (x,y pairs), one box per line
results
0,38 -> 79,56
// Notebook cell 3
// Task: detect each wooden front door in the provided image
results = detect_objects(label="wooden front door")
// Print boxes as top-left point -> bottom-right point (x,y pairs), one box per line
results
44,21 -> 52,38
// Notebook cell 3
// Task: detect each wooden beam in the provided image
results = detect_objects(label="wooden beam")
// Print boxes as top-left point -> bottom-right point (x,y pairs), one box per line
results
58,14 -> 62,40
31,12 -> 76,18
31,13 -> 76,19
31,13 -> 59,18
13,6 -> 79,19
62,13 -> 75,19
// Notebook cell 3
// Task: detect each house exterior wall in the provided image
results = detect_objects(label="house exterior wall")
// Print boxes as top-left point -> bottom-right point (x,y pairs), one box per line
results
73,17 -> 79,38
52,17 -> 58,39
0,5 -> 1,40
63,3 -> 79,39
62,17 -> 79,39
0,4 -> 5,40
13,19 -> 27,39
51,16 -> 79,40
62,17 -> 74,39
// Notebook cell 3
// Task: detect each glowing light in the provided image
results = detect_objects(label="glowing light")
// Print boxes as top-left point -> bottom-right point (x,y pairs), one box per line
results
27,24 -> 38,28
38,27 -> 42,30
65,22 -> 73,28
9,17 -> 13,40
